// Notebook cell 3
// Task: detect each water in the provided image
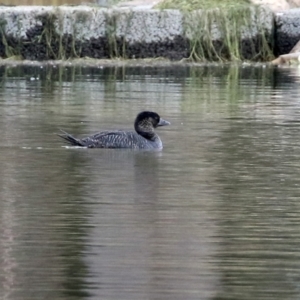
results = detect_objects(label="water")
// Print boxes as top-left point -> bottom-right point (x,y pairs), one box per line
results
1,63 -> 300,300
1,0 -> 112,6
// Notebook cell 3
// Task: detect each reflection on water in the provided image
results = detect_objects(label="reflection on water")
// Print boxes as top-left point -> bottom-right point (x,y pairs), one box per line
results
1,64 -> 300,300
1,0 -> 97,5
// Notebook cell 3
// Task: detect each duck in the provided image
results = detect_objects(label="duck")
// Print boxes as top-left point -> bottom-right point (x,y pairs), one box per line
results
58,111 -> 170,150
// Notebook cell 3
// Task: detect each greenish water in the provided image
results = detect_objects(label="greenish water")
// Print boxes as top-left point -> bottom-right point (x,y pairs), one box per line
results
1,64 -> 300,300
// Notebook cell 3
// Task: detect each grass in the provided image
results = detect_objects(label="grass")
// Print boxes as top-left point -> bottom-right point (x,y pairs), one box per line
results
155,0 -> 273,62
156,0 -> 252,11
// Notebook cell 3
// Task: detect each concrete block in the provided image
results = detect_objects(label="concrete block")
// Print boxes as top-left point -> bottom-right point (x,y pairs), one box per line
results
113,9 -> 183,44
275,8 -> 300,54
185,6 -> 273,41
0,6 -> 52,39
53,6 -> 107,40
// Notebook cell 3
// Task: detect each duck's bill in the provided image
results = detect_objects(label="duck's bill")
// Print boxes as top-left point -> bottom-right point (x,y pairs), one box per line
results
158,118 -> 170,126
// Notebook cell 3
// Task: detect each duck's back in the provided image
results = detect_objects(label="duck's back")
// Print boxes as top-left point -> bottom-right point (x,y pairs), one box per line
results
82,130 -> 162,149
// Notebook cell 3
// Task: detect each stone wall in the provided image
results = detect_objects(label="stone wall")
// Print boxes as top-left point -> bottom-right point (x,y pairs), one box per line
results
0,5 -> 277,61
275,8 -> 300,55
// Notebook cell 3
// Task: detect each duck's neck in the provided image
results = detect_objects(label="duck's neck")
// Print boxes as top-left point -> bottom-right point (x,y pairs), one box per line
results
135,122 -> 158,141
138,130 -> 159,141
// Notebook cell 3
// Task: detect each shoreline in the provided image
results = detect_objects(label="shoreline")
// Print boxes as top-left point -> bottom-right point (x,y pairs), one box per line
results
0,5 -> 298,63
0,57 -> 272,67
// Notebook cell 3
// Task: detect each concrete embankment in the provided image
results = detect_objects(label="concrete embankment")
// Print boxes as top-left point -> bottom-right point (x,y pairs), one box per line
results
0,5 -> 297,61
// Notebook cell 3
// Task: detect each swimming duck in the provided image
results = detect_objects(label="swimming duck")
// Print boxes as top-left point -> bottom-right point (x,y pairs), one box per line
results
58,111 -> 170,149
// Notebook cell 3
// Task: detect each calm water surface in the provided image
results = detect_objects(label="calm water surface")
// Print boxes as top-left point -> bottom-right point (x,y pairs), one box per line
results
1,64 -> 300,300
1,0 -> 98,5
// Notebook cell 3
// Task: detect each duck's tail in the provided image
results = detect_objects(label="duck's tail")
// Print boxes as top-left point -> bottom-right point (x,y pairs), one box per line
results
58,129 -> 85,147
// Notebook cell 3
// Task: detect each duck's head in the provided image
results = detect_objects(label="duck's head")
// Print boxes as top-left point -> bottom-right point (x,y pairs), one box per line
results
134,111 -> 170,137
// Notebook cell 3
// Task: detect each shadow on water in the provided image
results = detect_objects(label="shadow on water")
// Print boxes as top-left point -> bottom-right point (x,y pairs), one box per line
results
1,64 -> 300,299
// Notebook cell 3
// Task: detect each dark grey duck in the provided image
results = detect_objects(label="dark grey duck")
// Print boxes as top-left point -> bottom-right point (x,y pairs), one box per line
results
58,111 -> 170,150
